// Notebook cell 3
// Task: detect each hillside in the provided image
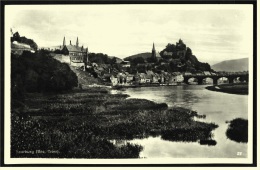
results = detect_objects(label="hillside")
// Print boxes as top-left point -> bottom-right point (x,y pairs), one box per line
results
212,58 -> 248,72
123,39 -> 212,73
69,66 -> 104,87
124,52 -> 152,61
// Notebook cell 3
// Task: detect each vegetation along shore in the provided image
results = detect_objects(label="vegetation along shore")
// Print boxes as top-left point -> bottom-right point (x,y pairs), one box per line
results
12,87 -> 219,158
205,83 -> 248,95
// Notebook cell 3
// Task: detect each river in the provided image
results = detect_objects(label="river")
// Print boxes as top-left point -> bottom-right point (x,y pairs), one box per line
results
111,85 -> 248,158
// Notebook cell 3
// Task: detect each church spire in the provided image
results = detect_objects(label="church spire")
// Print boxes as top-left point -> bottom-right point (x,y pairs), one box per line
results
152,42 -> 155,51
76,37 -> 79,47
152,42 -> 156,58
63,36 -> 66,46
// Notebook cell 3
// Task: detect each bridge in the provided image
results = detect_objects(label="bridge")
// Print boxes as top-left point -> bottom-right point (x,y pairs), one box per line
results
183,72 -> 249,85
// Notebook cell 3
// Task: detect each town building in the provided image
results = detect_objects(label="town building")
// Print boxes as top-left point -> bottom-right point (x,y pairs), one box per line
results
110,75 -> 118,86
61,37 -> 88,68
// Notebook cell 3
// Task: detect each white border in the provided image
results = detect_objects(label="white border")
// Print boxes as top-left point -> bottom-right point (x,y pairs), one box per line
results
4,4 -> 256,166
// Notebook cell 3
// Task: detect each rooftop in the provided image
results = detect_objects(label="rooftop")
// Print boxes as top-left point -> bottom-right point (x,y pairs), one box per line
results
65,45 -> 86,52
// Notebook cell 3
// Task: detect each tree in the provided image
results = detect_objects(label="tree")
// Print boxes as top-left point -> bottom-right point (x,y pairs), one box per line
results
111,57 -> 117,65
131,57 -> 145,65
146,56 -> 157,63
11,50 -> 78,97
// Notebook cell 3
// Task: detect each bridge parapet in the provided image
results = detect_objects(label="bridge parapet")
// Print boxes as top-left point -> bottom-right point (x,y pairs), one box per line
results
183,72 -> 249,78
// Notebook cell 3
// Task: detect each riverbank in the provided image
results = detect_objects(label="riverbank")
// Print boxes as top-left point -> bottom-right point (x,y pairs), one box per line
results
205,83 -> 248,95
112,82 -> 188,89
11,87 -> 218,158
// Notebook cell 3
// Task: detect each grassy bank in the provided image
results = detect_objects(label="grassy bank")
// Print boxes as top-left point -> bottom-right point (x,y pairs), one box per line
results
11,87 -> 218,158
206,83 -> 248,95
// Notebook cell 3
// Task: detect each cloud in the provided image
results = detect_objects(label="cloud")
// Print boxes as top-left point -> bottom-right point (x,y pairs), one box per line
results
8,5 -> 253,63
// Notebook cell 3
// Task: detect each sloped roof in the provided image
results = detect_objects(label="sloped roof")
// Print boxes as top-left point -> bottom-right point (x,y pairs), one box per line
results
156,52 -> 162,58
204,71 -> 211,75
137,73 -> 146,79
65,45 -> 85,52
172,72 -> 182,76
146,70 -> 154,76
11,41 -> 31,49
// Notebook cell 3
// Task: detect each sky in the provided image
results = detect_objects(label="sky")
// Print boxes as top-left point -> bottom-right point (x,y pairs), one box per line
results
7,5 -> 253,65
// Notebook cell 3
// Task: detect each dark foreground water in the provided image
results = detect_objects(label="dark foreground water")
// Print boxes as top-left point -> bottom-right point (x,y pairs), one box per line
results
111,85 -> 248,158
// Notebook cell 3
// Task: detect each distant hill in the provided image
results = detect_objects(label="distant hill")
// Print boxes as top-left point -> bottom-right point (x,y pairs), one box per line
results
212,58 -> 248,72
124,52 -> 152,61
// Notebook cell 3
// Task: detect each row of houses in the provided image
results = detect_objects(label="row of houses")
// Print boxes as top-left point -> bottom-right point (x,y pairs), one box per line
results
110,71 -> 184,86
108,70 -> 225,86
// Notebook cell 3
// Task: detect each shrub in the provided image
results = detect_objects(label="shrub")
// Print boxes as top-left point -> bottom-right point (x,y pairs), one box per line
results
226,118 -> 248,143
11,50 -> 78,99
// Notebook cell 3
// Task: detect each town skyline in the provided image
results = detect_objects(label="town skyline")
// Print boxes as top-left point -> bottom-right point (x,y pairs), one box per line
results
7,4 -> 253,65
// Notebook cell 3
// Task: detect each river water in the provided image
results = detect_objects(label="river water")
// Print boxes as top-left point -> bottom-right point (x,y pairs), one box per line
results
112,85 -> 248,158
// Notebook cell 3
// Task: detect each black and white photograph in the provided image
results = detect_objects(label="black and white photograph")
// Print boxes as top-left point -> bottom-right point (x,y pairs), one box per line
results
0,0 -> 258,167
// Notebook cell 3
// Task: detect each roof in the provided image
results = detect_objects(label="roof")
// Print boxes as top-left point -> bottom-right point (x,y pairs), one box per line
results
64,45 -> 86,52
155,52 -> 162,58
11,41 -> 31,49
204,71 -> 211,75
184,72 -> 192,75
137,73 -> 146,79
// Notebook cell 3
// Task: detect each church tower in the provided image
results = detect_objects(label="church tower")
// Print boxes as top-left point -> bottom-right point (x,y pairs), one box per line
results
76,37 -> 79,47
63,36 -> 66,47
152,42 -> 156,58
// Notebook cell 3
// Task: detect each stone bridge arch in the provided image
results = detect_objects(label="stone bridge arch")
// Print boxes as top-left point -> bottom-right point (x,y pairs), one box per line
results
216,76 -> 231,84
200,77 -> 214,85
184,77 -> 198,85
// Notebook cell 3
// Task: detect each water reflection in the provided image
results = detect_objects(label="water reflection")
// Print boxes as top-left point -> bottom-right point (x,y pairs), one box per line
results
121,85 -> 248,158
199,139 -> 217,146
161,129 -> 214,143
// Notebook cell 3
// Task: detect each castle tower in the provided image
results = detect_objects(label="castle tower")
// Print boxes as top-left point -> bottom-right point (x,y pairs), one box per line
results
152,42 -> 156,58
63,36 -> 66,47
76,37 -> 79,47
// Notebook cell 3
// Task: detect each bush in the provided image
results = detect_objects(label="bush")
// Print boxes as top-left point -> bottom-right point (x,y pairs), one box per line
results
11,50 -> 78,98
226,118 -> 248,143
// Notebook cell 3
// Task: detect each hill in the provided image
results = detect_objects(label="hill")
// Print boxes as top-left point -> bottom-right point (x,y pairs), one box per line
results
212,58 -> 248,72
124,52 -> 152,61
123,39 -> 212,73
